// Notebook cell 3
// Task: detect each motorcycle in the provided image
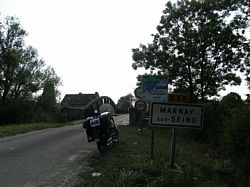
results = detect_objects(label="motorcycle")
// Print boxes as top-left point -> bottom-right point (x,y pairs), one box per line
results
82,111 -> 119,153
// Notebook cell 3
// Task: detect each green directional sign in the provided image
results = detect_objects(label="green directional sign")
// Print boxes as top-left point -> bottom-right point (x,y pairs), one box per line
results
142,75 -> 168,102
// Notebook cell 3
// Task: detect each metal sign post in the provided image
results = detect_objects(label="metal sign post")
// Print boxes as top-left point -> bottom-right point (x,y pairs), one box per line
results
150,127 -> 155,159
140,75 -> 169,160
150,102 -> 204,168
170,127 -> 177,169
134,100 -> 146,131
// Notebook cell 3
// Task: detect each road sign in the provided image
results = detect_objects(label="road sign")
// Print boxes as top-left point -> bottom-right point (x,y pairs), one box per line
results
134,87 -> 142,99
150,102 -> 203,128
142,75 -> 168,102
134,100 -> 146,112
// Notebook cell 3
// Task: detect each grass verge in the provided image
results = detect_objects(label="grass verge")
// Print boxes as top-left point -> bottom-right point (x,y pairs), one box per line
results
77,126 -> 231,187
0,122 -> 66,138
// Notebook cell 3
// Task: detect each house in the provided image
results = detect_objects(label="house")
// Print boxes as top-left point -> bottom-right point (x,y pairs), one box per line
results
60,92 -> 99,121
61,92 -> 99,109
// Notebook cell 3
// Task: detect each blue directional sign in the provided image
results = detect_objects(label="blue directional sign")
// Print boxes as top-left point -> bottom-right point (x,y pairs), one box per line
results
142,75 -> 168,102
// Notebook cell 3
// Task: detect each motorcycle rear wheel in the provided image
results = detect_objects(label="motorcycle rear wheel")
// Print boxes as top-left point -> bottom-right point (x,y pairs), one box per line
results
96,141 -> 109,153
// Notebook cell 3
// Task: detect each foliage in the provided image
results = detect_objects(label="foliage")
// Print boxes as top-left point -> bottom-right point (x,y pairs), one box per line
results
41,66 -> 62,101
36,67 -> 62,122
77,126 -> 232,186
186,100 -> 225,145
221,106 -> 250,160
39,81 -> 57,113
220,106 -> 250,186
0,16 -> 62,123
0,99 -> 36,124
184,92 -> 244,145
0,16 -> 45,101
132,0 -> 250,101
117,94 -> 134,113
183,92 -> 249,185
221,92 -> 243,109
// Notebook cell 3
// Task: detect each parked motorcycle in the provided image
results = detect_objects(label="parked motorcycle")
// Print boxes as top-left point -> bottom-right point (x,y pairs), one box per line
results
82,111 -> 119,153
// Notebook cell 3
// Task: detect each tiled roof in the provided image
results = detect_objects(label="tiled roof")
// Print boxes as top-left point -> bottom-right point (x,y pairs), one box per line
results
61,92 -> 99,108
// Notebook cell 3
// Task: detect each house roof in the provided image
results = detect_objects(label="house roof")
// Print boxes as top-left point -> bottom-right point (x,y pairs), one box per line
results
61,92 -> 99,108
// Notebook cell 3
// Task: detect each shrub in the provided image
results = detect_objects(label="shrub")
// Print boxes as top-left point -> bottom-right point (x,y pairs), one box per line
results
184,101 -> 225,145
0,99 -> 36,124
117,101 -> 131,113
0,99 -> 60,124
220,106 -> 250,185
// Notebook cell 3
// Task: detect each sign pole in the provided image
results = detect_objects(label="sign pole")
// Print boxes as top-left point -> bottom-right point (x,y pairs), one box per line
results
170,127 -> 177,169
150,127 -> 155,160
141,111 -> 144,132
139,111 -> 143,132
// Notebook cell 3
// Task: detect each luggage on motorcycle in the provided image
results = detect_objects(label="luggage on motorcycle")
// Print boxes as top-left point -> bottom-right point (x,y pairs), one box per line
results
82,112 -> 113,142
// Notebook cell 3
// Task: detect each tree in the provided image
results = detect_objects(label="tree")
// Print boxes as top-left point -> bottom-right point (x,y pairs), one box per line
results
221,92 -> 243,108
0,16 -> 45,101
132,0 -> 250,102
38,67 -> 62,113
41,66 -> 62,101
117,94 -> 134,113
246,56 -> 250,90
0,16 -> 62,123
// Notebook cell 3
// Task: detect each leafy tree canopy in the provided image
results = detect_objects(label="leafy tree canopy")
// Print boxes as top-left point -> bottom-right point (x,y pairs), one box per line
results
0,16 -> 61,102
117,93 -> 135,113
38,66 -> 62,111
221,92 -> 243,108
117,93 -> 134,106
132,0 -> 250,102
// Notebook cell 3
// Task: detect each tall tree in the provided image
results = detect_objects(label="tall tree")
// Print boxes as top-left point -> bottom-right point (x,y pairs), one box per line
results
117,94 -> 134,113
117,93 -> 134,106
221,92 -> 243,108
132,0 -> 250,102
39,81 -> 57,113
38,66 -> 62,113
0,16 -> 45,101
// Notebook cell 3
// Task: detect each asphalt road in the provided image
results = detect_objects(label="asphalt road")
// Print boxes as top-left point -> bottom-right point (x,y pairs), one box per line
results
0,114 -> 129,187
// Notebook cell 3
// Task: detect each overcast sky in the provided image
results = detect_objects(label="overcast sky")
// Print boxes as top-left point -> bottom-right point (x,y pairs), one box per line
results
1,0 -> 249,103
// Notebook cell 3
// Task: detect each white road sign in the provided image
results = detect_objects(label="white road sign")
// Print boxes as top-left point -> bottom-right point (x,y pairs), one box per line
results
150,102 -> 203,128
134,100 -> 146,112
134,87 -> 142,99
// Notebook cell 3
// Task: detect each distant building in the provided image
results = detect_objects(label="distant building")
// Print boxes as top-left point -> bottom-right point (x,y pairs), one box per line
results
61,92 -> 99,108
60,92 -> 99,121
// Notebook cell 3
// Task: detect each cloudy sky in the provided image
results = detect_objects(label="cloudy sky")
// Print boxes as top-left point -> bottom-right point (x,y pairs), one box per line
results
1,0 -> 249,103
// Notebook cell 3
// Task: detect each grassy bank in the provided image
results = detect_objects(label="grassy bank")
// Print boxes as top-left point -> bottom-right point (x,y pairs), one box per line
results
0,122 -> 64,138
77,126 -> 231,187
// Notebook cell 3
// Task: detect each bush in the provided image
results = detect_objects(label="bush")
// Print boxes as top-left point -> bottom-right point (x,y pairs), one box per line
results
117,101 -> 131,113
32,108 -> 59,123
220,106 -> 250,185
221,107 -> 250,160
0,99 -> 36,124
0,99 -> 60,124
183,101 -> 225,145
